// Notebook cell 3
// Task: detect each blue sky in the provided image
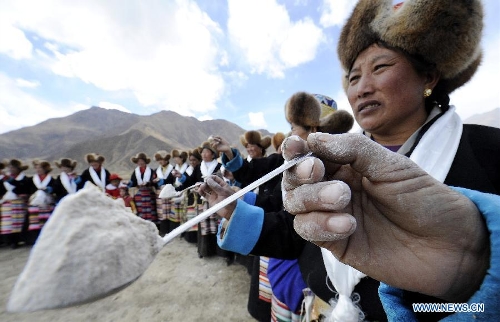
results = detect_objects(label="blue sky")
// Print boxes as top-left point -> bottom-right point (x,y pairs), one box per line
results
1,0 -> 499,135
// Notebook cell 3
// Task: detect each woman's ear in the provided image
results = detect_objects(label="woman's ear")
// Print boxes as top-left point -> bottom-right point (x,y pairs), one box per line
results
425,69 -> 440,91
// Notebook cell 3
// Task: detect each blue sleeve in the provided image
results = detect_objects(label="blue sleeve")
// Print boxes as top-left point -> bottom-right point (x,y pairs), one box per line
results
217,199 -> 264,255
221,148 -> 244,172
179,173 -> 186,184
157,179 -> 165,187
242,191 -> 257,205
74,176 -> 82,185
379,187 -> 500,322
45,186 -> 53,194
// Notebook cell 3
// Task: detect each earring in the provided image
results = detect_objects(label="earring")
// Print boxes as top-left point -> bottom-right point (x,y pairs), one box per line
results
424,88 -> 432,97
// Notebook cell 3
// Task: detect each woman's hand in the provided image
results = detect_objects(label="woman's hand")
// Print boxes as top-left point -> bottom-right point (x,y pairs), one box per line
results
209,136 -> 233,159
198,175 -> 237,220
281,133 -> 489,303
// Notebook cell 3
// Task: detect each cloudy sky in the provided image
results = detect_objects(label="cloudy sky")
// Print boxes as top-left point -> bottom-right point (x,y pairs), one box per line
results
1,0 -> 499,135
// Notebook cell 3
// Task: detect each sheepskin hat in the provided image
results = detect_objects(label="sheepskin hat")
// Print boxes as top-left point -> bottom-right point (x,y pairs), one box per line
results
0,161 -> 5,171
154,150 -> 171,162
55,158 -> 77,170
171,149 -> 188,162
272,132 -> 286,151
285,92 -> 354,134
240,131 -> 272,150
198,141 -> 219,159
85,153 -> 105,164
130,152 -> 150,164
189,149 -> 202,162
7,159 -> 29,171
32,159 -> 52,173
338,0 -> 483,94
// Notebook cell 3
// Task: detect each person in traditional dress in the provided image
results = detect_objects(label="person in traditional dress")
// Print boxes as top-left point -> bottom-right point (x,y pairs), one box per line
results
0,162 -> 6,201
118,183 -> 136,214
105,173 -> 122,199
180,149 -> 203,244
175,142 -> 221,258
128,152 -> 157,223
153,150 -> 174,236
76,153 -> 110,192
0,159 -> 31,249
165,150 -> 189,234
53,158 -> 78,204
26,160 -> 56,245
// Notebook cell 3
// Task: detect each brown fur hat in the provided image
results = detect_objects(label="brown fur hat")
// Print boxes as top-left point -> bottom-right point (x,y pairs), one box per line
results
32,159 -> 53,173
154,150 -> 171,162
7,159 -> 29,171
198,141 -> 219,159
338,0 -> 483,94
189,149 -> 202,162
130,152 -> 150,164
285,92 -> 354,134
55,158 -> 77,170
0,161 -> 5,171
171,149 -> 188,162
85,153 -> 105,164
240,131 -> 272,150
272,132 -> 286,151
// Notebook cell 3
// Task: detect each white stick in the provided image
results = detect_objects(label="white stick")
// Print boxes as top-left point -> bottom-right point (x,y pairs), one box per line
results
162,152 -> 313,245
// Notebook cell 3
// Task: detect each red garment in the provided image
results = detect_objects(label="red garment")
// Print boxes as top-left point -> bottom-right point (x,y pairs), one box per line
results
140,167 -> 146,174
106,187 -> 120,198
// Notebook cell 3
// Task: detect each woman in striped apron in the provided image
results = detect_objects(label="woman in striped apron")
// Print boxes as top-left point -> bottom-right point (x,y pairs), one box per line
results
53,158 -> 78,204
128,152 -> 157,223
153,150 -> 174,236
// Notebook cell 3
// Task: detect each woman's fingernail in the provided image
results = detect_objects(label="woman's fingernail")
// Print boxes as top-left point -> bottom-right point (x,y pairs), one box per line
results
326,215 -> 355,234
296,158 -> 314,179
319,183 -> 344,204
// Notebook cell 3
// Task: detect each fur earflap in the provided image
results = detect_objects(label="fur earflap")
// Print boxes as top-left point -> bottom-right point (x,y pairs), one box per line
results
130,152 -> 150,164
198,141 -> 219,159
272,132 -> 286,151
85,153 -> 105,164
319,110 -> 354,134
0,161 -> 5,170
32,159 -> 52,173
8,159 -> 29,171
55,158 -> 77,170
285,92 -> 321,128
154,150 -> 171,162
240,131 -> 272,150
338,0 -> 483,94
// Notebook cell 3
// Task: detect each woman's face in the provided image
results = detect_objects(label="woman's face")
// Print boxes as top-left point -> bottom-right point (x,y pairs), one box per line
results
90,161 -> 101,170
35,164 -> 45,175
189,156 -> 200,168
201,148 -> 214,162
137,159 -> 146,167
291,123 -> 311,141
9,165 -> 20,176
173,156 -> 183,166
347,44 -> 435,143
246,144 -> 263,159
158,159 -> 168,167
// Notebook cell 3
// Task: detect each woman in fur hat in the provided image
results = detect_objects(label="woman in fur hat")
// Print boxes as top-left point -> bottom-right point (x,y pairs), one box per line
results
0,159 -> 31,248
205,0 -> 500,321
0,162 -> 6,200
163,149 -> 190,234
128,152 -> 157,223
209,92 -> 354,322
175,142 -> 221,258
153,150 -> 174,236
53,158 -> 78,204
76,153 -> 110,191
26,160 -> 56,245
240,130 -> 272,162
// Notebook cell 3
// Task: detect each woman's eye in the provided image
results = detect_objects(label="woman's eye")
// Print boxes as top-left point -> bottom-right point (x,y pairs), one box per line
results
348,75 -> 359,83
374,64 -> 389,71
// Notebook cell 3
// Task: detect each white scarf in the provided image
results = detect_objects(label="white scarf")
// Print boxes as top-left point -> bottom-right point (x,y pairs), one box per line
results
135,166 -> 152,185
200,160 -> 218,178
30,174 -> 53,206
89,167 -> 106,190
156,164 -> 173,180
2,172 -> 25,201
174,162 -> 188,186
60,172 -> 77,195
319,106 -> 463,322
185,165 -> 194,176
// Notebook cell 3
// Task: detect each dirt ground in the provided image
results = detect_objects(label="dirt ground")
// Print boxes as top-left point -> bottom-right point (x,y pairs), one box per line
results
0,238 -> 255,322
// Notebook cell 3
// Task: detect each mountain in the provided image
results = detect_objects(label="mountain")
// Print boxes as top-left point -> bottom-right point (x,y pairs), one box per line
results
0,107 -> 274,176
464,107 -> 500,128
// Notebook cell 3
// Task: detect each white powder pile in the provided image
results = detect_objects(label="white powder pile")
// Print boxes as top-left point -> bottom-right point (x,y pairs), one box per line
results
7,183 -> 163,312
159,184 -> 177,199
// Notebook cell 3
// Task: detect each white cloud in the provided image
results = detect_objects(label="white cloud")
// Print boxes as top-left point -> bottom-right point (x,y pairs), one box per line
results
98,102 -> 131,113
319,0 -> 356,28
198,114 -> 213,121
15,78 -> 40,88
248,112 -> 268,129
0,21 -> 33,60
0,0 -> 227,117
227,0 -> 324,78
0,73 -> 85,133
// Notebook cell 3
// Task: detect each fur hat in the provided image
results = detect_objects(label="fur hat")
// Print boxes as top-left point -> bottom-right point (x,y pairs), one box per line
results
285,92 -> 354,134
109,173 -> 122,181
171,149 -> 188,162
198,141 -> 219,159
0,162 -> 5,171
131,152 -> 150,164
55,158 -> 77,170
32,159 -> 52,173
189,149 -> 202,162
154,150 -> 171,162
85,153 -> 105,164
272,132 -> 286,151
338,0 -> 483,94
240,131 -> 272,150
7,159 -> 29,171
